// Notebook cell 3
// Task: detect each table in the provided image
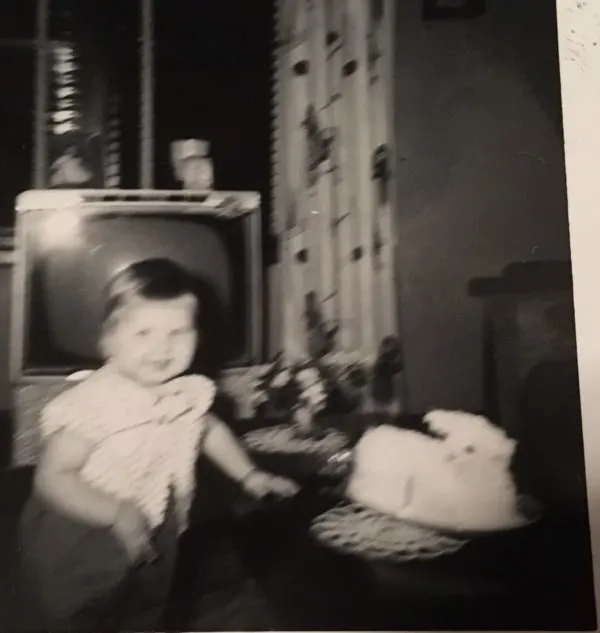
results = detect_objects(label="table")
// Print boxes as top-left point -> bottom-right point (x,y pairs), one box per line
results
191,415 -> 597,631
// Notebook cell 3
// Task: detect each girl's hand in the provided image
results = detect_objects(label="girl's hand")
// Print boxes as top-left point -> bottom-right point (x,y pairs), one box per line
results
175,494 -> 193,535
241,469 -> 300,500
112,500 -> 155,564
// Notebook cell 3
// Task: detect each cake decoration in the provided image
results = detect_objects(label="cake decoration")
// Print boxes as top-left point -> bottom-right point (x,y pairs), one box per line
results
346,410 -> 531,532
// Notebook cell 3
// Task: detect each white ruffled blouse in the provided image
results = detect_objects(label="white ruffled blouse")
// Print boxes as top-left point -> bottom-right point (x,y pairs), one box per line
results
40,365 -> 216,532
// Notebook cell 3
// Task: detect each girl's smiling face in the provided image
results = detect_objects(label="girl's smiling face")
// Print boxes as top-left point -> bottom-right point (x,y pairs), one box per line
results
103,295 -> 198,386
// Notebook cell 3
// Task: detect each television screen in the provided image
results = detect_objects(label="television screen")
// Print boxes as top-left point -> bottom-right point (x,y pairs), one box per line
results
20,207 -> 257,376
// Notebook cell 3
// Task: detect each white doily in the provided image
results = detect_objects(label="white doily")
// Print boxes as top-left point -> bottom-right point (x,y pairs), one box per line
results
242,424 -> 349,455
310,502 -> 468,562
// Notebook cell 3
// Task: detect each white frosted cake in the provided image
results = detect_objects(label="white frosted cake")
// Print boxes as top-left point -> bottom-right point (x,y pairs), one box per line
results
346,410 -> 521,531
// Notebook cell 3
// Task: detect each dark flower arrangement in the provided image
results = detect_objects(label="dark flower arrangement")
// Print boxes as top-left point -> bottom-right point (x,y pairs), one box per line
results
250,292 -> 403,422
249,354 -> 325,414
249,339 -> 402,420
371,335 -> 403,408
249,352 -> 369,418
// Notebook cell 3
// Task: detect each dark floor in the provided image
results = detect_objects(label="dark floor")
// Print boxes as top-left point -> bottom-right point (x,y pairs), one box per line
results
0,411 -> 597,631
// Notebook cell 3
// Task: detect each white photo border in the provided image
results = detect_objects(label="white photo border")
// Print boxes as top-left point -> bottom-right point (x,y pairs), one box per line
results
556,0 -> 599,629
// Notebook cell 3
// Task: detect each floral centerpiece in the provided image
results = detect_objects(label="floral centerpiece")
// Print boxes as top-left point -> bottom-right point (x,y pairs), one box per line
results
249,351 -> 376,437
250,292 -> 403,437
250,355 -> 326,417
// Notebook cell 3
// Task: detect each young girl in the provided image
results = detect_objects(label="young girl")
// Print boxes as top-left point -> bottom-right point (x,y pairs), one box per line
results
18,258 -> 299,632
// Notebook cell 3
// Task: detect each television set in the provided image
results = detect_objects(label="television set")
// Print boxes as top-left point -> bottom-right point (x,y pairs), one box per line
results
10,189 -> 264,466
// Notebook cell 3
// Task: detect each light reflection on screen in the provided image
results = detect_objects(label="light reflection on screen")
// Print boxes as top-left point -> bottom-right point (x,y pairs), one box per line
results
23,209 -> 249,375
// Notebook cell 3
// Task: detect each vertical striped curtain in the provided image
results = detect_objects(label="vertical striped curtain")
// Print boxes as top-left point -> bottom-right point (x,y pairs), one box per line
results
272,0 -> 398,364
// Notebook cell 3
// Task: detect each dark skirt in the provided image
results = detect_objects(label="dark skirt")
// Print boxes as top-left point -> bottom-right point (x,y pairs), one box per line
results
18,491 -> 179,632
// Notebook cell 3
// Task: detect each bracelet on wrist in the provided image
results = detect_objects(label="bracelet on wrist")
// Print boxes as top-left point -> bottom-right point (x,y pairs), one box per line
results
239,467 -> 259,488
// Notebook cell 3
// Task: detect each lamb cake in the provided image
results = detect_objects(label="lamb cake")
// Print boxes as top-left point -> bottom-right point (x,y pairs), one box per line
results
346,410 -> 524,532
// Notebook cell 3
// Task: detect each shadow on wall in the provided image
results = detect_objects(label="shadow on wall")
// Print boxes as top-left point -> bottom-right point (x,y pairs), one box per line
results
395,0 -> 571,413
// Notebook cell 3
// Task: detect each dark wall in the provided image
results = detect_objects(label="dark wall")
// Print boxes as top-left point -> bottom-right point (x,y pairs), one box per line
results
0,262 -> 13,410
395,0 -> 571,413
0,9 -> 35,228
151,0 -> 273,235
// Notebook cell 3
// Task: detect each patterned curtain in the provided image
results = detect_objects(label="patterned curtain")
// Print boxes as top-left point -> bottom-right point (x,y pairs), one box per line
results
272,0 -> 398,364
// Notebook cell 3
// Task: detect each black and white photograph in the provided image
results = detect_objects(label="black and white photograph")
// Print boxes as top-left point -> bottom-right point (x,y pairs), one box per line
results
0,0 -> 598,631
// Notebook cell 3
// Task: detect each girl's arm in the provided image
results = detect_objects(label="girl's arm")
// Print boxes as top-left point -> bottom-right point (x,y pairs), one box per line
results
202,414 -> 300,497
202,414 -> 257,483
35,429 -> 123,527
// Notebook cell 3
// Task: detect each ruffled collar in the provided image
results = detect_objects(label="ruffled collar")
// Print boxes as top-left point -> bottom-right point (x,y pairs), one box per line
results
100,364 -> 209,424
